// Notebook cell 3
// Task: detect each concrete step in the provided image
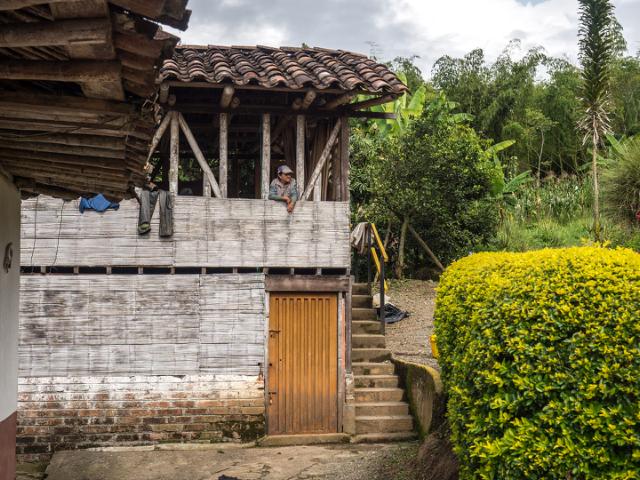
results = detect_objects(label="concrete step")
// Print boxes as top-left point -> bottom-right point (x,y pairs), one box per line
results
352,334 -> 386,349
354,375 -> 398,389
351,431 -> 418,444
352,348 -> 391,363
353,283 -> 370,295
356,402 -> 409,417
352,295 -> 373,308
352,362 -> 395,376
352,308 -> 377,320
355,388 -> 405,403
352,320 -> 382,335
355,415 -> 414,434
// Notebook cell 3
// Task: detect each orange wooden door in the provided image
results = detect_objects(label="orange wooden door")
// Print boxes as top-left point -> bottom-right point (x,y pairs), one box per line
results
268,293 -> 338,435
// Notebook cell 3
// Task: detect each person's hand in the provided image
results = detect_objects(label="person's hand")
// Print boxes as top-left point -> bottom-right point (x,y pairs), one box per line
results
283,195 -> 291,204
287,202 -> 295,213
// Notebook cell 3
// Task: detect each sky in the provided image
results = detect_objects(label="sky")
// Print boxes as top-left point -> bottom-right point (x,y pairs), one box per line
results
172,0 -> 640,77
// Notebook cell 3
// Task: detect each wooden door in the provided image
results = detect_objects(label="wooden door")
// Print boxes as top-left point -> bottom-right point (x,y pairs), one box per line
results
267,293 -> 338,435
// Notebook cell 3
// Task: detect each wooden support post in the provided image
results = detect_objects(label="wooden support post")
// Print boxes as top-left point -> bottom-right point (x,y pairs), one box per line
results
296,115 -> 305,192
177,112 -> 222,198
407,223 -> 446,272
339,116 -> 350,201
219,112 -> 228,198
146,111 -> 172,163
301,119 -> 341,201
159,83 -> 170,104
169,111 -> 179,196
261,113 -> 270,200
313,174 -> 322,202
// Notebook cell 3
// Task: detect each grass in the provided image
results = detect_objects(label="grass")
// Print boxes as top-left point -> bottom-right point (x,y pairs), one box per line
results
485,175 -> 640,252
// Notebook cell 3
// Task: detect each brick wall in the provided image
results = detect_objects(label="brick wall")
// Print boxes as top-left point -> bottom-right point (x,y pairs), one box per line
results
16,374 -> 265,462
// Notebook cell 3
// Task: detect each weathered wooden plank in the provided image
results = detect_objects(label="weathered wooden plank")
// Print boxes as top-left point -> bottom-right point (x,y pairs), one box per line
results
0,17 -> 111,48
169,111 -> 179,195
218,112 -> 228,198
177,112 -> 222,198
19,273 -> 266,377
261,113 -> 270,199
265,275 -> 349,292
296,115 -> 305,191
20,197 -> 350,268
0,60 -> 121,82
302,119 -> 341,201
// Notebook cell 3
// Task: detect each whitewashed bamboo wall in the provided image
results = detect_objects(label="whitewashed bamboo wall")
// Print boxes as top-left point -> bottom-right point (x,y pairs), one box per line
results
1,176 -> 20,423
19,273 -> 265,377
20,196 -> 350,268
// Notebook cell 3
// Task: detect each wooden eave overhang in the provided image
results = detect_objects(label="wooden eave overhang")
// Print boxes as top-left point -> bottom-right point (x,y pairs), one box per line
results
159,45 -> 408,117
0,0 -> 191,200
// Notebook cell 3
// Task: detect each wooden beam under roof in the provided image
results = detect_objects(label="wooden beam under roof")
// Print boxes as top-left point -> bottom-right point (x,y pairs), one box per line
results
0,0 -> 70,10
48,1 -> 123,100
0,59 -> 121,81
0,18 -> 112,49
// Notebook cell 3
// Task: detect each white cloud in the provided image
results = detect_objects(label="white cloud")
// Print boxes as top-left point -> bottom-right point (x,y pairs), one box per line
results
174,0 -> 640,75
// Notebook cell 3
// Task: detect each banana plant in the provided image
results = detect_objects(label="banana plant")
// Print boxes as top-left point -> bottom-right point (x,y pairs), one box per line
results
361,72 -> 430,138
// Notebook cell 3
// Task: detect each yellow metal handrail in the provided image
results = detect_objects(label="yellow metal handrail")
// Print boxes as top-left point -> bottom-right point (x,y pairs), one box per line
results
370,243 -> 389,292
370,223 -> 389,262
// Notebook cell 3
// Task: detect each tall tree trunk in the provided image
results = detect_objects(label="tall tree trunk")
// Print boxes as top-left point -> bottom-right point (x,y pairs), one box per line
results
592,129 -> 601,242
537,129 -> 545,185
396,217 -> 409,279
383,220 -> 392,251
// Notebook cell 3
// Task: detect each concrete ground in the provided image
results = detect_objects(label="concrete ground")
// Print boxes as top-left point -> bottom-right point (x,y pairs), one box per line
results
29,441 -> 420,480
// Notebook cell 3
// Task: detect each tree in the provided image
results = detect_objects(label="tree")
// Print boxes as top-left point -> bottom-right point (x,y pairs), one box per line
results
578,0 -> 619,241
356,94 -> 499,272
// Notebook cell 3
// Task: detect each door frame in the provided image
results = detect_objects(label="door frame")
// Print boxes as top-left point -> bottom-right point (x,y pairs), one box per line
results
264,275 -> 349,435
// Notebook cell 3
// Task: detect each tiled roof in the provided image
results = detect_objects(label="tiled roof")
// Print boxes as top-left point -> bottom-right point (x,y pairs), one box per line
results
160,45 -> 408,95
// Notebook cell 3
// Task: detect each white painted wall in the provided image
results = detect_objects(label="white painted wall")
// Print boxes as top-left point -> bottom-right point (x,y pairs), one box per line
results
0,175 -> 19,422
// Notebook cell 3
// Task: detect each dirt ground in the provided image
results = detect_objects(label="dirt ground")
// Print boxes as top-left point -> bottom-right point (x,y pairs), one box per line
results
19,442 -> 421,480
384,279 -> 439,371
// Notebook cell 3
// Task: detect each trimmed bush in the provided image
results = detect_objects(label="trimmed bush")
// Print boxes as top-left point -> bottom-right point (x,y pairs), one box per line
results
435,247 -> 640,479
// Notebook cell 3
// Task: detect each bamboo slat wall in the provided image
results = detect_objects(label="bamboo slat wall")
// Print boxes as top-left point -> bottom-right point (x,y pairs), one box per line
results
20,196 -> 350,268
19,273 -> 265,377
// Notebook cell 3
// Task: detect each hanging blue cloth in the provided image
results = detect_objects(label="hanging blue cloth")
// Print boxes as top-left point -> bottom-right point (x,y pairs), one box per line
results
79,194 -> 120,213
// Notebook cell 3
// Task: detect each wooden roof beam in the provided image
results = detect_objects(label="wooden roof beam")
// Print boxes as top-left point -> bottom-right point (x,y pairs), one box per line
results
219,85 -> 234,108
323,92 -> 354,110
110,0 -> 191,31
0,17 -> 112,48
0,0 -> 70,11
300,90 -> 317,110
0,60 -> 124,100
0,59 -> 120,82
345,94 -> 397,111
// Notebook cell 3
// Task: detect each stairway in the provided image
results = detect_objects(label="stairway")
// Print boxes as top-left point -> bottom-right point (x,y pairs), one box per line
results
351,282 -> 416,442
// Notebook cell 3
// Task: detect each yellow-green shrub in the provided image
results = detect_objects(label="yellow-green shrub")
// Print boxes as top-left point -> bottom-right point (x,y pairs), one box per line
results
434,247 -> 640,479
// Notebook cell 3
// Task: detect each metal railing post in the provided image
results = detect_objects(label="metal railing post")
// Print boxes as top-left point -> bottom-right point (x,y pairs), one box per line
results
379,256 -> 385,335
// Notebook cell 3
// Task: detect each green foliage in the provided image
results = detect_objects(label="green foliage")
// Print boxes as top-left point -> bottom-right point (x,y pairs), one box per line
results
602,136 -> 640,225
512,176 -> 593,223
352,93 -> 499,266
363,72 -> 433,138
435,247 -> 640,479
610,57 -> 640,137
